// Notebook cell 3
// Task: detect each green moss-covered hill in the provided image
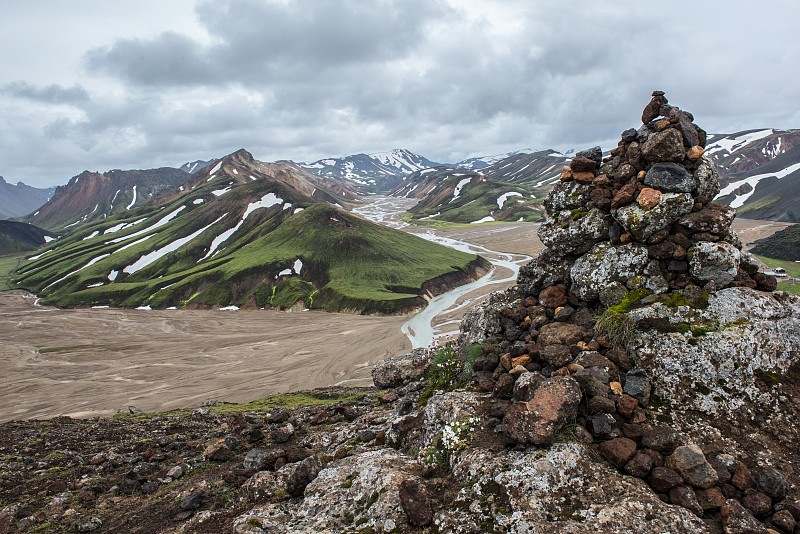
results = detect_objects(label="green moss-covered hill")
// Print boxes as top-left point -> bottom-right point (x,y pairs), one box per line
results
751,224 -> 800,261
12,152 -> 487,314
0,220 -> 56,255
394,169 -> 544,224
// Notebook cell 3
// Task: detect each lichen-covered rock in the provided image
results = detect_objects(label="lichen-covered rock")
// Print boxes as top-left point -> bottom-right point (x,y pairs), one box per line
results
570,242 -> 650,302
236,449 -> 420,533
443,443 -> 709,533
692,157 -> 721,204
538,208 -> 611,256
629,288 -> 800,414
676,203 -> 735,237
545,180 -> 592,213
460,290 -> 520,344
613,192 -> 694,242
688,241 -> 741,286
372,349 -> 431,388
517,251 -> 572,297
721,499 -> 769,534
641,128 -> 686,162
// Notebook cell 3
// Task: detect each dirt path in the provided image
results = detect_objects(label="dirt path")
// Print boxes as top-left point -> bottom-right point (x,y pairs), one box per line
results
0,291 -> 409,421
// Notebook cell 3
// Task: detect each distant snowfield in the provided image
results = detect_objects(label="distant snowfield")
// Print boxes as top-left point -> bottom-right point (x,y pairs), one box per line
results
496,191 -> 522,209
705,129 -> 774,156
717,161 -> 800,208
124,215 -> 225,274
451,177 -> 472,201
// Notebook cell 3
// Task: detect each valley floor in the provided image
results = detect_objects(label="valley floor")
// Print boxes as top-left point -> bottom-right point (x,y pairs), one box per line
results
0,207 -> 788,421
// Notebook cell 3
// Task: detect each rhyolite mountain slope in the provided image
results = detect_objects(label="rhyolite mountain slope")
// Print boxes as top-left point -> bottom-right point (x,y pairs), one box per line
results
394,168 -> 544,223
13,149 -> 487,313
300,148 -> 443,194
22,167 -> 191,231
0,220 -> 56,255
710,129 -> 800,221
0,176 -> 55,219
480,149 -> 569,187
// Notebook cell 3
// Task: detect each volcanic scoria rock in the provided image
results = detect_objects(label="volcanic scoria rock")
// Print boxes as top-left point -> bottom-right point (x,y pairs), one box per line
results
503,376 -> 581,445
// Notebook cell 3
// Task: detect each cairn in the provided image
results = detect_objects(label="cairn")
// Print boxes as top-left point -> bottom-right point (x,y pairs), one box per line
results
464,92 -> 792,530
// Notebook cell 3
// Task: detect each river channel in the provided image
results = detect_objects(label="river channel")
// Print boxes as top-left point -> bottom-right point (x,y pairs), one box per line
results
353,197 -> 535,348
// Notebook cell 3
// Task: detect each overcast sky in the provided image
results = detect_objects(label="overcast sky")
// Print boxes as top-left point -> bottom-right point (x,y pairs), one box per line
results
2,0 -> 799,187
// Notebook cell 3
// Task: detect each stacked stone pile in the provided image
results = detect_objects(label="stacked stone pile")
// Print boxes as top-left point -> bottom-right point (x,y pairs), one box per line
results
529,89 -> 775,304
458,92 -> 795,532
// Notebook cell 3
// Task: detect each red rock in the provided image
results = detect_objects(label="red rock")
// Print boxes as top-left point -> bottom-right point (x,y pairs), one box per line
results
616,395 -> 638,418
637,187 -> 662,210
624,451 -> 653,478
732,461 -> 756,491
600,437 -> 638,467
642,92 -> 668,123
538,286 -> 568,308
642,128 -> 686,163
687,145 -> 705,160
648,466 -> 683,493
399,479 -> 433,527
669,486 -> 703,516
722,499 -> 769,534
570,156 -> 597,173
503,376 -> 582,445
695,487 -> 726,510
742,492 -> 772,517
611,179 -> 638,208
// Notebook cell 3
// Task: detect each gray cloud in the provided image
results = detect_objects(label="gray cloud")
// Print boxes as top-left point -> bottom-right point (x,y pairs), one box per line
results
1,82 -> 90,105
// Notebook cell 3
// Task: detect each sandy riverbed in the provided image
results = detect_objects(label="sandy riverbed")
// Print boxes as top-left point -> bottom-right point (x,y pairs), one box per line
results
0,292 -> 410,421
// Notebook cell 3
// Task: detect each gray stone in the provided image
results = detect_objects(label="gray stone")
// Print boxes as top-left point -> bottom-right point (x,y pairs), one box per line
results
644,162 -> 695,193
517,251 -> 571,297
757,467 -> 787,499
688,241 -> 741,287
243,448 -> 281,471
623,368 -> 651,406
642,426 -> 681,454
676,203 -> 736,237
692,158 -> 721,204
372,349 -> 431,388
666,445 -> 719,489
544,180 -> 592,213
513,371 -> 544,402
641,128 -> 686,162
570,243 -> 650,302
613,192 -> 694,242
538,208 -> 611,256
576,146 -> 603,164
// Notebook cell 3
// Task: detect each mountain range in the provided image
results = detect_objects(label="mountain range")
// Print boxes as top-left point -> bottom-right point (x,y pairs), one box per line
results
299,149 -> 442,194
12,149 -> 486,313
708,129 -> 800,221
0,176 -> 54,220
0,220 -> 56,255
21,168 -> 192,230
